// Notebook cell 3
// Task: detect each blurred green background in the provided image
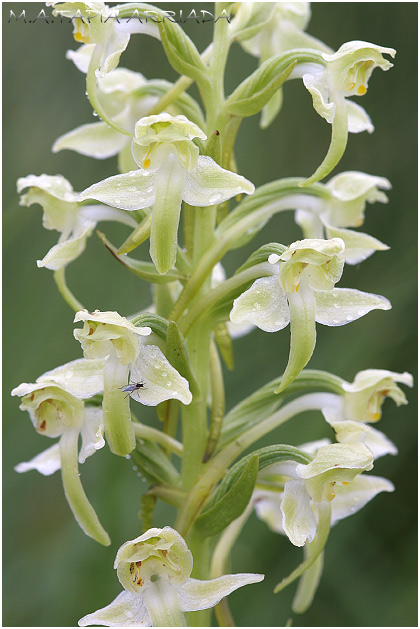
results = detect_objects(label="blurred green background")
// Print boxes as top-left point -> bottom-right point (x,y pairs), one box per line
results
3,2 -> 417,626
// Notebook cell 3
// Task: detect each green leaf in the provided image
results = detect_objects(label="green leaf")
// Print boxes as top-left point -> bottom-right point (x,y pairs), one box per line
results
225,57 -> 296,118
204,130 -> 222,165
130,439 -> 179,487
195,455 -> 259,537
166,322 -> 200,398
97,230 -> 187,283
209,445 -> 312,509
214,322 -> 234,370
158,19 -> 209,86
130,313 -> 169,342
117,212 -> 152,255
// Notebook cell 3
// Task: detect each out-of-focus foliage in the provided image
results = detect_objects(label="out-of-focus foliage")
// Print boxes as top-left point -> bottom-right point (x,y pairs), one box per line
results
3,2 -> 417,626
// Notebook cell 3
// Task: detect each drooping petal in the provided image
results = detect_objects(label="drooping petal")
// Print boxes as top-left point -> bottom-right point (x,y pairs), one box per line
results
53,121 -> 129,159
14,443 -> 61,476
178,573 -> 264,612
129,344 -> 192,406
79,407 -> 105,464
143,580 -> 186,627
149,153 -> 185,274
295,209 -> 324,239
78,590 -> 151,627
37,223 -> 95,270
79,170 -> 157,210
330,474 -> 394,526
325,224 -> 389,264
277,284 -> 317,392
314,288 -> 391,326
230,276 -> 290,333
183,156 -> 255,206
281,479 -> 317,547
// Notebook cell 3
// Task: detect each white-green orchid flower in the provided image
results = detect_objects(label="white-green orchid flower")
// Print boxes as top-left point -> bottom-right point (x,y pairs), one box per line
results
53,68 -> 158,172
322,368 -> 413,424
254,440 -> 390,548
230,238 -> 391,392
232,2 -> 331,128
12,358 -> 110,546
211,263 -> 255,339
295,171 -> 391,264
79,113 -> 255,274
48,1 -> 159,78
74,310 -> 192,456
17,174 -> 136,270
301,41 -> 396,184
78,526 -> 264,627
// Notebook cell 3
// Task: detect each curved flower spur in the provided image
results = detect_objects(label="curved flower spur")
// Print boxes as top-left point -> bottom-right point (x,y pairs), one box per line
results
78,113 -> 255,274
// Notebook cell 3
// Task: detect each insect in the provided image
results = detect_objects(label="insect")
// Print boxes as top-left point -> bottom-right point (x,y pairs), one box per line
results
120,381 -> 145,400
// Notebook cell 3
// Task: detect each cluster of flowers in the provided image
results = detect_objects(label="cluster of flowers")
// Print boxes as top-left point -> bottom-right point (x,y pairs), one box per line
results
13,1 -> 411,626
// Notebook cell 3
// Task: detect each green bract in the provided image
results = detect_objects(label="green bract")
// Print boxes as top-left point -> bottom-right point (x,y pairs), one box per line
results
12,358 -> 110,546
79,113 -> 255,274
230,238 -> 391,391
302,41 -> 396,185
78,526 -> 264,627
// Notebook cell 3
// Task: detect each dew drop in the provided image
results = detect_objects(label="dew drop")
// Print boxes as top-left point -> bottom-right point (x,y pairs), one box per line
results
129,171 -> 137,177
357,309 -> 366,316
345,314 -> 353,321
93,111 -> 98,117
128,186 -> 137,192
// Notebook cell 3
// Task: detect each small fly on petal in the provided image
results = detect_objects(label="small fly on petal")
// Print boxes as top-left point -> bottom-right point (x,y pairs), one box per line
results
120,381 -> 145,399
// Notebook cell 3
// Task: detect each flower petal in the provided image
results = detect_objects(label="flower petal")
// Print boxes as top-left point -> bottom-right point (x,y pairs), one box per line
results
325,224 -> 389,264
143,580 -> 186,627
66,43 -> 95,73
53,121 -> 129,159
314,288 -> 391,326
183,156 -> 255,206
79,170 -> 156,210
178,573 -> 264,612
281,479 -> 317,547
38,357 -> 105,398
129,344 -> 192,406
230,276 -> 290,333
79,590 -> 151,627
254,489 -> 285,534
14,443 -> 61,476
346,100 -> 374,133
330,474 -> 394,526
37,223 -> 95,270
79,407 -> 105,464
329,420 -> 398,459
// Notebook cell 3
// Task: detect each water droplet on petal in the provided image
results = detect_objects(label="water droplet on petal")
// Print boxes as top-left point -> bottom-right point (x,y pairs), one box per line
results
358,309 -> 366,316
93,111 -> 98,117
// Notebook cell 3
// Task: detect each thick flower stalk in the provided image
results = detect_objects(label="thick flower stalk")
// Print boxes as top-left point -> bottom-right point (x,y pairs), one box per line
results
230,237 -> 391,391
79,113 -> 255,274
12,358 -> 110,545
78,526 -> 264,627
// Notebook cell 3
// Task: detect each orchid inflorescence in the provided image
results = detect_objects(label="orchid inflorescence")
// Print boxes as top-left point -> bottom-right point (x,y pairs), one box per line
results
13,2 -> 411,627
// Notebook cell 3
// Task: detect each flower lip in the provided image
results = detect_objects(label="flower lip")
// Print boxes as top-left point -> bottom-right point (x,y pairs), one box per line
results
134,113 -> 207,145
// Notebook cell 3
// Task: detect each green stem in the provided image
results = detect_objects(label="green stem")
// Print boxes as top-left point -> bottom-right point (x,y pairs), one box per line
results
53,267 -> 85,312
185,530 -> 212,627
132,421 -> 183,456
179,262 -> 275,336
175,393 -> 330,536
59,429 -> 110,546
202,339 -> 225,463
